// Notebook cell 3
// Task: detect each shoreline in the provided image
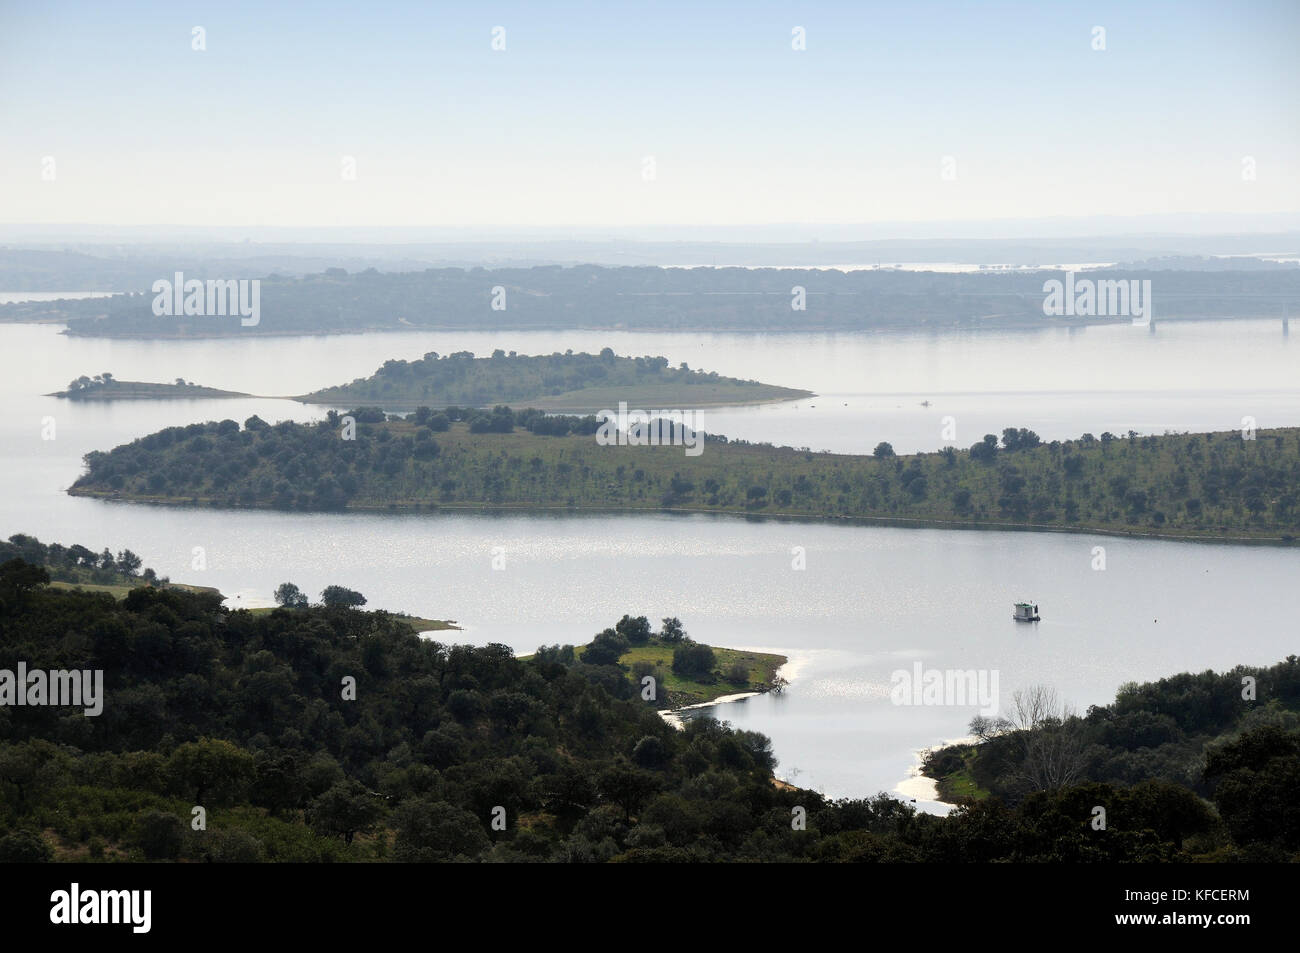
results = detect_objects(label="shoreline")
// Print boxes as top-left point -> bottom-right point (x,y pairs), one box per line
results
658,654 -> 811,796
897,734 -> 980,814
48,389 -> 255,400
293,390 -> 813,412
658,651 -> 799,728
658,691 -> 762,730
64,488 -> 1300,548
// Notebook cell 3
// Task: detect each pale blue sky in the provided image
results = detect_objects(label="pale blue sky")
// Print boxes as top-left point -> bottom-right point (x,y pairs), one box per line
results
1,0 -> 1296,228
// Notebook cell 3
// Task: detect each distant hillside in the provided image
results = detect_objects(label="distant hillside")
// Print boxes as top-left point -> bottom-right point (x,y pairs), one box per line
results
1114,255 -> 1300,272
299,350 -> 810,412
4,264 -> 1296,337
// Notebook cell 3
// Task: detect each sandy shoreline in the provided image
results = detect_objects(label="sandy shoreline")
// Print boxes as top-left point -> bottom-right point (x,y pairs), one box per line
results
894,734 -> 979,815
657,651 -> 803,730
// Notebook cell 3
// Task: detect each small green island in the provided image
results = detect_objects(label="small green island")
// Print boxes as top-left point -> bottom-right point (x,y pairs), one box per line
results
69,408 -> 1300,544
49,372 -> 250,400
296,349 -> 812,412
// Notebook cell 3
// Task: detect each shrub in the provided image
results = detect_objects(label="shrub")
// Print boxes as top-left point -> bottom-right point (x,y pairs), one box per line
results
0,829 -> 53,863
672,643 -> 716,678
136,810 -> 185,860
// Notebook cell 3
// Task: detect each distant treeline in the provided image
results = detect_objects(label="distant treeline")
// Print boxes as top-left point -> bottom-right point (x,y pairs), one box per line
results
1,560 -> 1294,862
2,241 -> 1298,291
70,412 -> 1300,542
3,265 -> 1296,336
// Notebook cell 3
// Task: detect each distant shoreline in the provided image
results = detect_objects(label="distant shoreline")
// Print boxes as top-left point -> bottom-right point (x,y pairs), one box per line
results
0,310 -> 1290,339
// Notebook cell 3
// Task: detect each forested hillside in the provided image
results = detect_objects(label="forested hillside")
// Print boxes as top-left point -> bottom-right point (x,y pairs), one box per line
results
2,559 -> 1295,862
924,658 -> 1300,859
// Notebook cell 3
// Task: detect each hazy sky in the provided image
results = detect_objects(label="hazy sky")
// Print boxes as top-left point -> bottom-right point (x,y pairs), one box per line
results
1,0 -> 1297,228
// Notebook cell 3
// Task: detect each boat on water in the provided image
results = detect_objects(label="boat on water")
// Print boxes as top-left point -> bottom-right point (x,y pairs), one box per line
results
1013,602 -> 1040,622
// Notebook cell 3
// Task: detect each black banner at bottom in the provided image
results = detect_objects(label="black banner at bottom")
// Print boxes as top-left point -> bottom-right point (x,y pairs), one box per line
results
2,862 -> 1289,940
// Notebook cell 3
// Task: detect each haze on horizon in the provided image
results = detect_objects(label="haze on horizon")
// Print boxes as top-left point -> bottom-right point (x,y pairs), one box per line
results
1,0 -> 1297,232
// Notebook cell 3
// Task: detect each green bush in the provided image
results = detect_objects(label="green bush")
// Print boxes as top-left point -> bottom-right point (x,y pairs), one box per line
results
672,642 -> 716,678
136,810 -> 185,860
0,829 -> 53,863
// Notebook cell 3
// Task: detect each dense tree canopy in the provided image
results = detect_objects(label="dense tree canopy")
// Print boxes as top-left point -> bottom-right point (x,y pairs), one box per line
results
70,415 -> 1300,542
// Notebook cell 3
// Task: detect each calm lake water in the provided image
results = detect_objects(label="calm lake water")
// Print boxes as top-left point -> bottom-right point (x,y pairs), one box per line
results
1,315 -> 1297,810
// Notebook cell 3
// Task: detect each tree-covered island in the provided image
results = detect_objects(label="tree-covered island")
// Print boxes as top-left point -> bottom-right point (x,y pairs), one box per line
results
68,410 -> 1300,544
298,348 -> 810,412
49,372 -> 250,400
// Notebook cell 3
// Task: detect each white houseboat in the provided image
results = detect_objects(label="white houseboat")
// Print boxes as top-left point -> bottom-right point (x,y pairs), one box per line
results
1013,602 -> 1040,622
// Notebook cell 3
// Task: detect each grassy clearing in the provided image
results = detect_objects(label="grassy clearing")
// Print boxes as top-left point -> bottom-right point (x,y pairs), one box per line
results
503,381 -> 808,412
923,745 -> 991,803
577,640 -> 788,708
50,579 -> 222,599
